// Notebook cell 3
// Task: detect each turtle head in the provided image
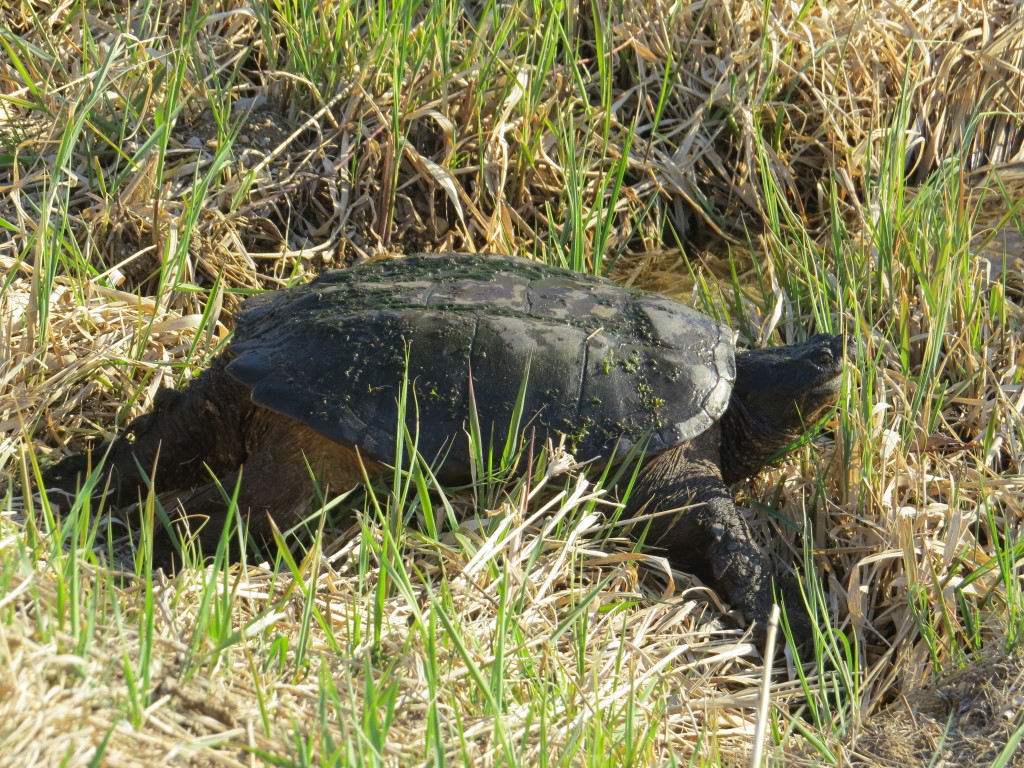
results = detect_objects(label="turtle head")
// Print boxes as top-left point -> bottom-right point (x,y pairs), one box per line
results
721,333 -> 847,483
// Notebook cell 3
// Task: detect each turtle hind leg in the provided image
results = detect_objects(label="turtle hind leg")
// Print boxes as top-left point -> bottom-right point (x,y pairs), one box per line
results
42,359 -> 253,508
152,417 -> 376,568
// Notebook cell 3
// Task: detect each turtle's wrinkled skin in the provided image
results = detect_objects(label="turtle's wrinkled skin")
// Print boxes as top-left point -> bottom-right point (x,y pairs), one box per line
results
45,253 -> 846,634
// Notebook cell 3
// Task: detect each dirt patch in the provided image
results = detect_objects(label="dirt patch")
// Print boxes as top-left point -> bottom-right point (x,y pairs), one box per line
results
850,654 -> 1024,767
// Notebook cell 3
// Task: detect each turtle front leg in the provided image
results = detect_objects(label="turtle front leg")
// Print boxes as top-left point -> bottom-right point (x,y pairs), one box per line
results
625,428 -> 807,635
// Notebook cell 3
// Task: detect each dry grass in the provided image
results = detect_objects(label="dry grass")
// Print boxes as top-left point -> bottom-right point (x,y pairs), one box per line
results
2,0 -> 1024,765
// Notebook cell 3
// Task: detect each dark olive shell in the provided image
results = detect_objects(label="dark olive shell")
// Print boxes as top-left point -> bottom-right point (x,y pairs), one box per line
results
226,253 -> 735,477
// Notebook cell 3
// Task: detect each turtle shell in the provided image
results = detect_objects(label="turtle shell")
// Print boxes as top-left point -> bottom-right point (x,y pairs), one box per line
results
226,253 -> 735,477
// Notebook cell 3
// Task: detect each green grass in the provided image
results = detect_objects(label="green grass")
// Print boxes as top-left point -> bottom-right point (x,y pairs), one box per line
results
2,0 -> 1024,765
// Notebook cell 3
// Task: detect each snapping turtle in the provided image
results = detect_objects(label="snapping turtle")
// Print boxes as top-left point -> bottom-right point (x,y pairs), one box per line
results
46,253 -> 846,631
